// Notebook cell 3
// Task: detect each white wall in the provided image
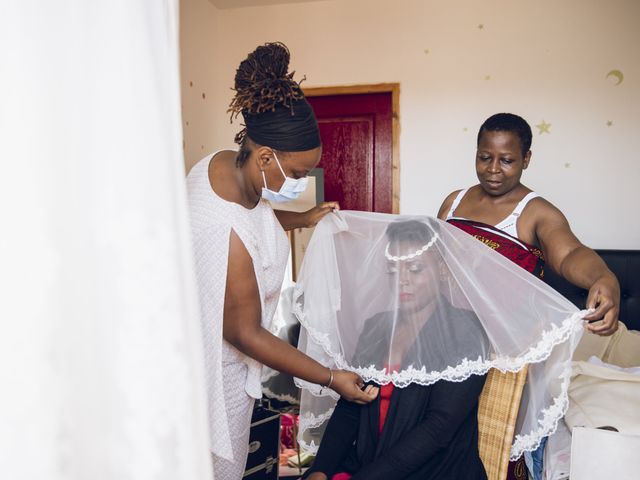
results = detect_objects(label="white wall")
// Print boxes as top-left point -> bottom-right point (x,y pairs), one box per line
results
180,0 -> 223,166
180,0 -> 640,248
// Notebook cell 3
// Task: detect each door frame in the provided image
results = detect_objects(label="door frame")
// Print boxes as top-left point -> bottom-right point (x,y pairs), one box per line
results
303,83 -> 400,214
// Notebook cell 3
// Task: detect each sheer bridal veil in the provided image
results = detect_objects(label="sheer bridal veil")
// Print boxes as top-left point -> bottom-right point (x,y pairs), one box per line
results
294,211 -> 587,460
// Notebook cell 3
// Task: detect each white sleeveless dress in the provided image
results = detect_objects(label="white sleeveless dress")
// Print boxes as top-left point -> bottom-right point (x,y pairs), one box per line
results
446,188 -> 540,238
187,152 -> 290,479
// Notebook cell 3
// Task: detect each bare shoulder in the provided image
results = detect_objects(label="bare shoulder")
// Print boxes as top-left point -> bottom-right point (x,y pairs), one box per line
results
514,195 -> 572,247
437,189 -> 464,220
210,150 -> 236,177
526,196 -> 569,227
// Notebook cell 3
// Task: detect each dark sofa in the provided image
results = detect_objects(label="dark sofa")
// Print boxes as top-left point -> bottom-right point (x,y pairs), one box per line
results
544,250 -> 640,331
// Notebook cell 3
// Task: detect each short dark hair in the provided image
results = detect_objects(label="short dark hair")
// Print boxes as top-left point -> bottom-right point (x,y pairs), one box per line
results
477,113 -> 532,156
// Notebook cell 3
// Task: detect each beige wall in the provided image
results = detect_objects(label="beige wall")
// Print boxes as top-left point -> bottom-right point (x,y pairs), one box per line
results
180,0 -> 640,248
180,0 -> 223,167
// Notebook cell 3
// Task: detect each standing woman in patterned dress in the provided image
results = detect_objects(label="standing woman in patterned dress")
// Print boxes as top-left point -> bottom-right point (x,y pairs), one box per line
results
186,42 -> 377,480
437,112 -> 620,479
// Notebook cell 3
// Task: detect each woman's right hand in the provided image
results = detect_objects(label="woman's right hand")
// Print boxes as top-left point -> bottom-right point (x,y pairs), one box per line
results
330,370 -> 379,404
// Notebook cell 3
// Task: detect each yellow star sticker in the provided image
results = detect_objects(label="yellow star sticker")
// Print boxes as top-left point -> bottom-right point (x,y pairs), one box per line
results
606,120 -> 613,127
478,24 -> 484,30
536,120 -> 551,134
484,75 -> 491,81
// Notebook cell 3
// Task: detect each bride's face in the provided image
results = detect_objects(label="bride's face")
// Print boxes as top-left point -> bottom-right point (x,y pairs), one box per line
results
386,240 -> 440,314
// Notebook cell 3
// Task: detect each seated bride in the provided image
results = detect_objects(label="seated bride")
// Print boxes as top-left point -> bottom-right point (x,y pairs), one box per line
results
302,219 -> 491,480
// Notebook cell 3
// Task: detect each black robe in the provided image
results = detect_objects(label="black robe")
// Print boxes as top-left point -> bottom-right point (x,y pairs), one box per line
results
304,301 -> 489,480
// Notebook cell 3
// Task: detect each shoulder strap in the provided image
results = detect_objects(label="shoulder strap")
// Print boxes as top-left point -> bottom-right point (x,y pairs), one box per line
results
511,192 -> 540,217
446,188 -> 469,219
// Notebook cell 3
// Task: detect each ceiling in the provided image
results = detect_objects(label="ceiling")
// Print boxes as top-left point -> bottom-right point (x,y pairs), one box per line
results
210,0 -> 327,9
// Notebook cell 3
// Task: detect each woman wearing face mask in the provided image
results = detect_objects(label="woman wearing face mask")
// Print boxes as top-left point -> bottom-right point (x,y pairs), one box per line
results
186,42 -> 377,480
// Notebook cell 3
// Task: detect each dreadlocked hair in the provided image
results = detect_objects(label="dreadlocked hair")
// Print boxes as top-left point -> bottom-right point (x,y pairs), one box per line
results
228,42 -> 306,144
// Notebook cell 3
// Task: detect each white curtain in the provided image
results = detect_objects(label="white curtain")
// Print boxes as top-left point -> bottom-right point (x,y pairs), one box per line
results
0,2 -> 213,479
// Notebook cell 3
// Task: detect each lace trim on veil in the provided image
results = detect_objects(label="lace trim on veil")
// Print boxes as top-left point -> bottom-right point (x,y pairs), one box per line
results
509,363 -> 572,460
261,384 -> 300,405
261,367 -> 279,383
294,289 -> 587,458
298,407 -> 336,454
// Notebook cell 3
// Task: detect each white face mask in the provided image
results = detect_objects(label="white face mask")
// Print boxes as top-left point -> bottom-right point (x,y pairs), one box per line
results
261,151 -> 309,203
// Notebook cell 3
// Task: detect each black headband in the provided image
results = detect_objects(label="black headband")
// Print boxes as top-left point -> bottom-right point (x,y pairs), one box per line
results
242,98 -> 321,152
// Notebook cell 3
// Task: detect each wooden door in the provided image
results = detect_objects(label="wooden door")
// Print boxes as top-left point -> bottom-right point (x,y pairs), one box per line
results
305,85 -> 399,213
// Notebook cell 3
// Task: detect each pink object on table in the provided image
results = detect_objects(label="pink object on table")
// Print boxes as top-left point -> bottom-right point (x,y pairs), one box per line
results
332,474 -> 352,480
280,413 -> 297,449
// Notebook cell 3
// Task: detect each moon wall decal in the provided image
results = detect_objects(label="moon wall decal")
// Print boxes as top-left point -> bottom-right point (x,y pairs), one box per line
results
606,69 -> 624,85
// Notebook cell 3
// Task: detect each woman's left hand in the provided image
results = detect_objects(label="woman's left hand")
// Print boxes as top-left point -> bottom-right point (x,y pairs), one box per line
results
583,274 -> 620,336
302,202 -> 340,228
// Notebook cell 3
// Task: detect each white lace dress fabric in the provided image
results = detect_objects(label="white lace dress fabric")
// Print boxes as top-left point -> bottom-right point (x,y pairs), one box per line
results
446,188 -> 540,238
187,154 -> 289,477
0,2 -> 213,479
294,211 -> 588,460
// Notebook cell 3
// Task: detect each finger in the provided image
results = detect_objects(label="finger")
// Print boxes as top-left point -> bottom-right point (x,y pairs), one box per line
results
584,300 -> 615,323
586,318 -> 615,334
595,327 -> 618,336
588,323 -> 617,336
585,289 -> 598,311
353,388 -> 376,403
321,201 -> 340,211
587,310 -> 618,335
364,385 -> 379,397
582,300 -> 611,322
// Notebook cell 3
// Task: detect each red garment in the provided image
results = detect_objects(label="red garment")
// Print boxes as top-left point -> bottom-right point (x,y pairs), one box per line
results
447,219 -> 544,278
331,473 -> 352,480
378,383 -> 395,435
378,365 -> 400,435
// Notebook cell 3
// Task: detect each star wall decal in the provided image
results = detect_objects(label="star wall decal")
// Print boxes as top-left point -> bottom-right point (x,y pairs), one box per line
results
535,120 -> 551,134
